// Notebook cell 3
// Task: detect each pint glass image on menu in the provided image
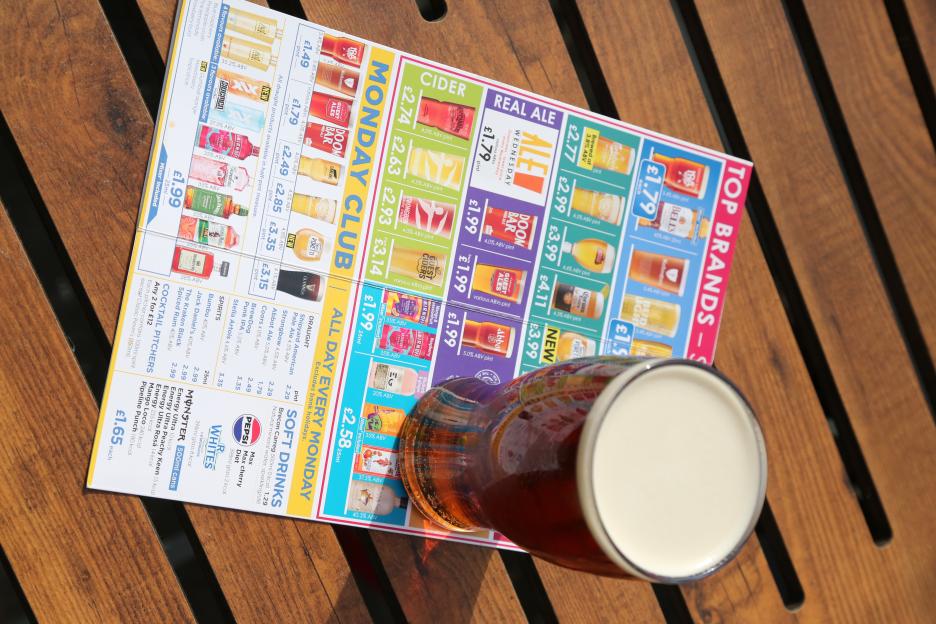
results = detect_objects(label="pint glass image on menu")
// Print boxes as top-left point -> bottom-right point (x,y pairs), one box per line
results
292,194 -> 337,223
461,320 -> 516,358
184,186 -> 249,219
620,294 -> 680,337
225,7 -> 282,44
406,147 -> 465,191
171,245 -> 230,279
562,238 -> 616,274
216,69 -> 271,102
383,290 -> 441,326
178,216 -> 239,249
347,480 -> 408,517
397,195 -> 456,238
651,153 -> 709,198
197,124 -> 260,159
471,264 -> 527,303
188,155 -> 251,191
388,245 -> 446,287
570,187 -> 625,225
580,129 -> 634,175
221,35 -> 277,71
354,446 -> 400,479
552,282 -> 605,319
380,325 -> 436,361
627,249 -> 689,296
304,122 -> 349,158
287,228 -> 328,261
298,156 -> 342,185
275,270 -> 324,302
321,34 -> 366,67
367,361 -> 428,397
630,339 -> 674,358
362,402 -> 408,436
314,61 -> 360,97
399,357 -> 768,579
309,91 -> 353,127
638,202 -> 711,240
556,330 -> 597,360
416,97 -> 476,140
481,205 -> 536,250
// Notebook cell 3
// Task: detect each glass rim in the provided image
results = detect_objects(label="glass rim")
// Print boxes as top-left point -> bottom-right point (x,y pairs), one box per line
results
575,358 -> 768,583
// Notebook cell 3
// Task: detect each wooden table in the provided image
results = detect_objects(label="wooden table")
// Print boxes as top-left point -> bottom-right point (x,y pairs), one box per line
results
1,0 -> 934,621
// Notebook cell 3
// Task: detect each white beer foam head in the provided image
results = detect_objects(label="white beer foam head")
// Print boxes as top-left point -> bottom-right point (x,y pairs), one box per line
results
578,361 -> 766,581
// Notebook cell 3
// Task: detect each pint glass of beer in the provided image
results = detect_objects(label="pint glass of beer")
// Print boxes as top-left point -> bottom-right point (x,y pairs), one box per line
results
398,357 -> 767,580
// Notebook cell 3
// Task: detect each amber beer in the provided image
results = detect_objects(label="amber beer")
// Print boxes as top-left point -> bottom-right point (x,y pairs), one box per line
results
399,357 -> 767,580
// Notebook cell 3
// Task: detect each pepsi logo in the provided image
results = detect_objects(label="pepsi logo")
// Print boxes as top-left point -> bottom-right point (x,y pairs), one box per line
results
232,414 -> 262,446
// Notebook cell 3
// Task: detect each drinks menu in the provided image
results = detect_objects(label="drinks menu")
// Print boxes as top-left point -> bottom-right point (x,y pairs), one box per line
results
87,0 -> 752,548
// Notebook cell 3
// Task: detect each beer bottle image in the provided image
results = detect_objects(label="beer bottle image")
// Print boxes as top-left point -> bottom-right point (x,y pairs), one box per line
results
184,186 -> 248,218
361,402 -> 408,436
638,202 -> 711,240
367,362 -> 428,397
471,264 -> 527,303
196,124 -> 260,160
561,238 -> 616,274
461,320 -> 516,358
308,91 -> 353,128
347,481 -> 408,516
406,147 -> 465,191
178,215 -> 239,249
551,282 -> 605,319
221,35 -> 277,71
298,156 -> 342,185
555,331 -> 596,361
275,270 -> 323,302
416,97 -> 476,140
225,7 -> 281,44
314,61 -> 360,97
388,246 -> 446,287
321,34 -> 366,67
292,193 -> 337,224
630,338 -> 674,358
627,249 -> 689,296
651,153 -> 709,198
620,294 -> 680,337
287,228 -> 328,262
171,246 -> 230,279
570,187 -> 624,225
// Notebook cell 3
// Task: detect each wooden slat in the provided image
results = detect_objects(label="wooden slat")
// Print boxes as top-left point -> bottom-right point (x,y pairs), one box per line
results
0,2 -> 370,622
803,0 -> 936,395
295,0 -> 669,620
137,0 -> 179,59
903,0 -> 936,84
0,201 -> 195,623
692,0 -> 936,619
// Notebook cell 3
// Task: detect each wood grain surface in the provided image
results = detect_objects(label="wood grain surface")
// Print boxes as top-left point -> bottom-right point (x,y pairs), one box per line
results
0,202 -> 195,623
0,2 -> 370,623
803,0 -> 936,398
903,0 -> 936,84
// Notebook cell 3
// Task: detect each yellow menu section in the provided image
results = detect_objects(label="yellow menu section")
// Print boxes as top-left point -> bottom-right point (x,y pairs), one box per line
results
288,47 -> 396,516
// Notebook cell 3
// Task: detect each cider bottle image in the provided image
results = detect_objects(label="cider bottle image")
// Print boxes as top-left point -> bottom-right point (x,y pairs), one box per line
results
561,238 -> 616,274
416,97 -> 475,140
225,7 -> 281,44
388,246 -> 446,287
171,246 -> 230,278
556,331 -> 597,361
406,147 -> 465,191
551,283 -> 605,319
570,187 -> 624,225
627,249 -> 689,296
591,135 -> 634,175
314,61 -> 360,97
367,362 -> 428,397
651,153 -> 709,198
298,156 -> 342,185
355,445 -> 400,479
347,481 -> 408,516
383,291 -> 441,326
638,202 -> 711,239
321,34 -> 366,67
216,69 -> 271,102
275,270 -> 323,302
620,294 -> 680,337
461,320 -> 516,358
362,403 -> 408,436
184,186 -> 249,218
178,216 -> 240,249
292,193 -> 337,223
309,91 -> 353,127
304,122 -> 348,158
221,35 -> 277,71
630,338 -> 674,358
188,155 -> 250,192
380,325 -> 436,360
287,228 -> 328,262
471,264 -> 526,303
197,124 -> 260,160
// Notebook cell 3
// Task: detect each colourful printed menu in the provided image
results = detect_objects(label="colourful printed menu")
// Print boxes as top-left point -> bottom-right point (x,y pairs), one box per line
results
87,0 -> 752,548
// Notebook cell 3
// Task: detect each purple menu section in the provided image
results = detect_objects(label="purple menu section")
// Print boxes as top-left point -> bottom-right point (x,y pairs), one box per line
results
484,89 -> 564,130
433,306 -> 522,386
445,244 -> 533,317
461,188 -> 543,263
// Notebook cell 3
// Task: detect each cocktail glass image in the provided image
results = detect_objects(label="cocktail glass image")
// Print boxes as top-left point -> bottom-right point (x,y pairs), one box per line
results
399,356 -> 767,580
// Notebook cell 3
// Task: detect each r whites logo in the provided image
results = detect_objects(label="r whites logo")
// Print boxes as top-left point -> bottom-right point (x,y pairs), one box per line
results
203,424 -> 225,470
232,414 -> 262,446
